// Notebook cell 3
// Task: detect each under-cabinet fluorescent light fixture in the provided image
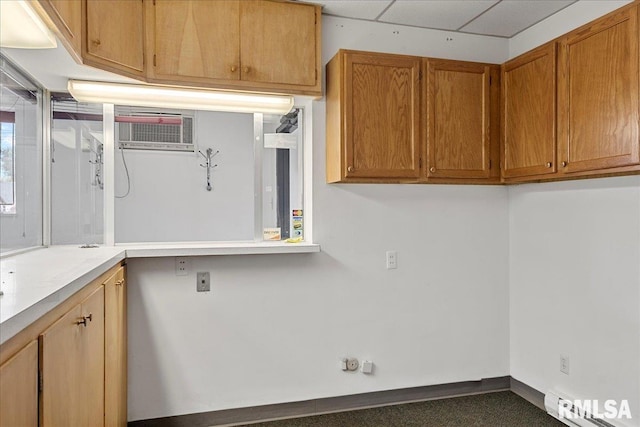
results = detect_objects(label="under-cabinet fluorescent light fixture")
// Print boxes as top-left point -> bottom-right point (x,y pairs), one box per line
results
0,0 -> 57,49
67,80 -> 295,115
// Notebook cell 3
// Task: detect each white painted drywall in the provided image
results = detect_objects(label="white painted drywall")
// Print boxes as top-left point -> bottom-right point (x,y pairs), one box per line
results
126,20 -> 511,421
509,177 -> 640,424
509,0 -> 633,59
114,111 -> 254,243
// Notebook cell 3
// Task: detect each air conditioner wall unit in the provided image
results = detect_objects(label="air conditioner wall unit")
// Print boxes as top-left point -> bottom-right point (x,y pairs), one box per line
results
115,109 -> 195,152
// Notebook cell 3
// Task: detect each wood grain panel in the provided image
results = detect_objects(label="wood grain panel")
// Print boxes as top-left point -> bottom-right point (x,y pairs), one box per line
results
240,0 -> 317,87
502,42 -> 557,179
427,59 -> 492,179
153,0 -> 240,81
40,287 -> 105,427
344,52 -> 421,179
0,341 -> 38,427
105,267 -> 127,427
558,6 -> 640,173
40,304 -> 84,427
37,0 -> 82,60
85,0 -> 144,74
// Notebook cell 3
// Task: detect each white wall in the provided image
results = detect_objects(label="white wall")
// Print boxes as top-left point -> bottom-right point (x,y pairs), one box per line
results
509,177 -> 640,424
114,111 -> 254,243
509,0 -> 632,59
127,20 -> 511,421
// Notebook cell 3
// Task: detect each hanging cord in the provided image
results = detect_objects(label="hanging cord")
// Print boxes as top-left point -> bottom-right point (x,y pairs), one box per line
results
115,144 -> 131,199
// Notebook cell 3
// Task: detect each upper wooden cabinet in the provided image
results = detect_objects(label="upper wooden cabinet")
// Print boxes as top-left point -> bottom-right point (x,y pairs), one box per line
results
502,42 -> 557,179
558,5 -> 640,174
36,0 -> 82,61
425,59 -> 498,180
151,0 -> 240,82
326,50 -> 421,182
0,341 -> 38,427
147,0 -> 321,96
84,0 -> 145,78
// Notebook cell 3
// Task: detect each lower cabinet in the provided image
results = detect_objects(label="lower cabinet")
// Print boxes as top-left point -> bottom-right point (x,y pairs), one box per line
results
0,340 -> 38,427
40,286 -> 105,427
0,263 -> 126,427
105,267 -> 127,427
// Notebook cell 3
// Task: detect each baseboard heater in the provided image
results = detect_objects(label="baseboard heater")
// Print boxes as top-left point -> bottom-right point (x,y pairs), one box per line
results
545,391 -> 616,427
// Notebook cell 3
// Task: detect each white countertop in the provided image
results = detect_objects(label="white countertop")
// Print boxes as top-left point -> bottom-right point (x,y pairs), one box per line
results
0,241 -> 320,345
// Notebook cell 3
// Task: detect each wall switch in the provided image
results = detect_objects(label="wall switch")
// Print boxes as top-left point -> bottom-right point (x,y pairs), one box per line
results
196,272 -> 210,292
386,251 -> 398,269
361,360 -> 373,374
175,257 -> 190,276
560,355 -> 570,375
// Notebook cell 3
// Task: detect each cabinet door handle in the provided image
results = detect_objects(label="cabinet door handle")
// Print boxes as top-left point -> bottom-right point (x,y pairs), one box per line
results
230,65 -> 237,73
561,161 -> 568,167
347,166 -> 354,173
91,39 -> 101,46
546,162 -> 552,168
77,317 -> 87,327
86,313 -> 92,323
243,66 -> 251,74
115,279 -> 124,286
429,167 -> 436,173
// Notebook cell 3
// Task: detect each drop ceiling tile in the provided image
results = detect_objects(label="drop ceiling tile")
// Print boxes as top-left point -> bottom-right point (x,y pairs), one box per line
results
379,0 -> 499,31
302,0 -> 394,21
461,0 -> 576,37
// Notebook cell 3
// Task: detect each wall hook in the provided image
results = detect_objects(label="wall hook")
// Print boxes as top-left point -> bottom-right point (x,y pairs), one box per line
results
198,148 -> 219,191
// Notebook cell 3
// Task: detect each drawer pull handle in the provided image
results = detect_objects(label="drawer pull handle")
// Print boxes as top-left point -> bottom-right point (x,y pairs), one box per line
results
429,167 -> 436,173
561,161 -> 568,167
546,162 -> 552,168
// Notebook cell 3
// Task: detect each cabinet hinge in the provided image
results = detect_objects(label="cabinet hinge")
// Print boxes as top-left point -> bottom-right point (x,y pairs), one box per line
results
419,158 -> 422,169
38,371 -> 43,392
418,70 -> 423,80
488,160 -> 492,169
153,54 -> 156,67
489,76 -> 492,85
153,0 -> 156,5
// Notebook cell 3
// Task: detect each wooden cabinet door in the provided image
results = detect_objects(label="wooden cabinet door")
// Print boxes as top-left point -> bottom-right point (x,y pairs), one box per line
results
0,341 -> 38,427
240,0 -> 318,87
426,59 -> 493,179
343,52 -> 421,179
36,0 -> 82,60
558,6 -> 640,173
152,0 -> 240,81
85,0 -> 144,76
502,43 -> 557,179
40,287 -> 105,427
105,267 -> 127,427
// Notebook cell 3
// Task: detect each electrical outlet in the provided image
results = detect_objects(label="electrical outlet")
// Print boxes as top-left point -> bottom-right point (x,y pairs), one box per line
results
196,272 -> 210,292
175,257 -> 190,276
560,355 -> 570,375
386,251 -> 398,269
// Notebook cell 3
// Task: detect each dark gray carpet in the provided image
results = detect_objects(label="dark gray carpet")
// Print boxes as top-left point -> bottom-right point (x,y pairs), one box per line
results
241,391 -> 563,427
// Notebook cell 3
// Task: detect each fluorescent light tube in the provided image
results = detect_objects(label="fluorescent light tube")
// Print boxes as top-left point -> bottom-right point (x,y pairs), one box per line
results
0,0 -> 57,49
68,80 -> 295,115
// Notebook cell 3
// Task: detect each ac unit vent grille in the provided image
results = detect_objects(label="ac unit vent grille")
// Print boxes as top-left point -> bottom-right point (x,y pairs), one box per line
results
117,114 -> 194,152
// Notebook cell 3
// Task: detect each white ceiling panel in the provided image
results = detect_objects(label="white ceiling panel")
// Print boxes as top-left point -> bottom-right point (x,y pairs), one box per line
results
302,0 -> 394,21
379,0 -> 499,31
461,0 -> 576,37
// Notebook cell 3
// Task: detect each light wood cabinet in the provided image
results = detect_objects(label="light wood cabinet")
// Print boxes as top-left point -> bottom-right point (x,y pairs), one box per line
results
0,340 -> 38,427
148,0 -> 321,96
84,0 -> 145,78
150,0 -> 240,82
425,59 -> 498,180
558,5 -> 640,174
40,286 -> 105,427
105,267 -> 127,427
35,0 -> 82,61
502,43 -> 557,179
326,50 -> 421,182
